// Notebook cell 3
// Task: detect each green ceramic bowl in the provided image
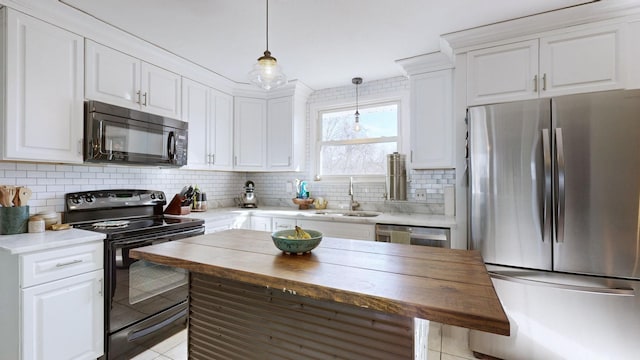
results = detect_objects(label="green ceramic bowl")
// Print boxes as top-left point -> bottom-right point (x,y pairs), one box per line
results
271,229 -> 323,255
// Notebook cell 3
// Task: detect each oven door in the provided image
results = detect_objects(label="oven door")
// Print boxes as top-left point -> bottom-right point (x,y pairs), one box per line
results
105,227 -> 204,358
86,110 -> 187,166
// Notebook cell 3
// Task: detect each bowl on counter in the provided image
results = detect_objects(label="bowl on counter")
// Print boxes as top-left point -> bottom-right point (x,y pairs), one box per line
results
292,198 -> 314,210
271,229 -> 323,255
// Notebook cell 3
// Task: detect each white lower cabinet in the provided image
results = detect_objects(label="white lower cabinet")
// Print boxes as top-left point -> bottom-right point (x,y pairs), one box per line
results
0,241 -> 104,360
272,217 -> 297,231
248,215 -> 375,241
296,219 -> 375,241
250,215 -> 272,232
22,270 -> 103,360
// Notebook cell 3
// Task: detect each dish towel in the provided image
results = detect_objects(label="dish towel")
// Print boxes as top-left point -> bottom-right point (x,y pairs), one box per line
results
390,230 -> 411,244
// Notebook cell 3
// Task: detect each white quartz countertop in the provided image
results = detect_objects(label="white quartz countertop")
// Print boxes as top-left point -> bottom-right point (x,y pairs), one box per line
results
183,206 -> 457,228
0,229 -> 106,255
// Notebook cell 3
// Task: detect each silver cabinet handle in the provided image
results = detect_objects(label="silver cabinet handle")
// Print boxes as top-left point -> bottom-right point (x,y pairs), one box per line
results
142,92 -> 148,106
541,129 -> 551,243
489,271 -> 634,296
234,156 -> 238,166
56,259 -> 83,268
136,90 -> 141,104
534,75 -> 538,92
77,139 -> 83,155
542,73 -> 547,91
212,154 -> 216,165
555,128 -> 566,243
98,278 -> 103,296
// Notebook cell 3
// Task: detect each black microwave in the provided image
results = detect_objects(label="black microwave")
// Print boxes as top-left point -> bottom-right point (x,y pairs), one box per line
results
84,101 -> 188,167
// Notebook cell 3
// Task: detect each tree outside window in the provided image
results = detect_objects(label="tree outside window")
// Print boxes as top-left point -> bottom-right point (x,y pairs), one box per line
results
318,102 -> 398,176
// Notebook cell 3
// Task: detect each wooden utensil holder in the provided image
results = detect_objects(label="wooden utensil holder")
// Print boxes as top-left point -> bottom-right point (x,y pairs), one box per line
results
164,194 -> 191,215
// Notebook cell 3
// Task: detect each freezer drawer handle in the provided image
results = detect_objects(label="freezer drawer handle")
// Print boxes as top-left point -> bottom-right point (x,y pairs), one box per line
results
489,271 -> 635,296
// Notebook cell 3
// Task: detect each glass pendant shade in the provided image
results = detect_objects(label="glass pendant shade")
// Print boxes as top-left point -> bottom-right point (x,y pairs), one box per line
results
248,50 -> 287,90
248,0 -> 287,90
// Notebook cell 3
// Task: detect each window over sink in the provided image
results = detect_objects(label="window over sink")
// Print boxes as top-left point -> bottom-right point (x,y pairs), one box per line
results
316,102 -> 399,177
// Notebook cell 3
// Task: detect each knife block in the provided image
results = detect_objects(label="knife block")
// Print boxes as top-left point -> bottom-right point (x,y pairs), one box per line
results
164,194 -> 191,215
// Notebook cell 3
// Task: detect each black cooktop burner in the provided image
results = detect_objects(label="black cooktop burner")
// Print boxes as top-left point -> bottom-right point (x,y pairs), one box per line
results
73,215 -> 203,239
64,190 -> 204,240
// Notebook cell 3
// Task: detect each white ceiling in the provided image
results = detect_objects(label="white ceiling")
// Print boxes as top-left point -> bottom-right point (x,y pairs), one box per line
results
62,0 -> 593,90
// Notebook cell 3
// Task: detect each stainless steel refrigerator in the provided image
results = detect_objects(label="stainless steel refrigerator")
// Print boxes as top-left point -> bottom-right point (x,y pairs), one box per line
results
467,89 -> 640,359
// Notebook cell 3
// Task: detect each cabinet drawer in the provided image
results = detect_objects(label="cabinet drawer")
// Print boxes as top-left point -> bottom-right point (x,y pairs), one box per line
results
21,242 -> 103,288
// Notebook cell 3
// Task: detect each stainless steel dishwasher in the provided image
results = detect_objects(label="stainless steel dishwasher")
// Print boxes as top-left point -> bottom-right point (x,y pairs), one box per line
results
375,224 -> 450,248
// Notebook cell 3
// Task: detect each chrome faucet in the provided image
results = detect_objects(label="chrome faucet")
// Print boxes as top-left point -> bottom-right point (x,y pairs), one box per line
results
348,176 -> 360,211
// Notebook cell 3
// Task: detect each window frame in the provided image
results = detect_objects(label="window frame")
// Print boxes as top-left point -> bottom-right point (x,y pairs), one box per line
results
309,90 -> 410,183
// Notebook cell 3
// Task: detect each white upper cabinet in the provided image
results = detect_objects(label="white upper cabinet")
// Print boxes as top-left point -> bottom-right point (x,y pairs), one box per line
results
267,97 -> 294,170
234,97 -> 267,170
183,78 -> 233,170
467,40 -> 539,105
467,24 -> 625,105
1,8 -> 84,163
86,40 -> 181,119
182,78 -> 209,167
140,62 -> 182,118
539,24 -> 624,97
410,69 -> 454,169
210,89 -> 234,170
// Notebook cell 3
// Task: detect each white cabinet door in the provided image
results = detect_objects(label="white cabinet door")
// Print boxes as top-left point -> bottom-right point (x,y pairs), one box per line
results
86,40 -> 182,119
467,39 -> 539,105
210,89 -> 234,170
85,40 -> 140,110
250,216 -> 272,232
182,78 -> 209,168
410,70 -> 454,169
3,9 -> 84,163
22,270 -> 104,360
267,97 -> 294,169
272,217 -> 297,231
234,97 -> 267,170
296,220 -> 375,241
539,25 -> 624,97
141,62 -> 181,119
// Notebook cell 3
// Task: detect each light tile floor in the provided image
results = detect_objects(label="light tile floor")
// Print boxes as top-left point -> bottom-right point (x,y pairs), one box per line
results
130,329 -> 188,360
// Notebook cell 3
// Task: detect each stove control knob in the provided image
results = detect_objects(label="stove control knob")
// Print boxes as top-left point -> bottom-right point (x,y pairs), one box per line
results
150,193 -> 156,200
70,196 -> 82,205
84,195 -> 95,203
158,193 -> 164,200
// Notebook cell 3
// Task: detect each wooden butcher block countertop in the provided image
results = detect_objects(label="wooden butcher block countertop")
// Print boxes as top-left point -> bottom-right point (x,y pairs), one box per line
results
130,229 -> 509,336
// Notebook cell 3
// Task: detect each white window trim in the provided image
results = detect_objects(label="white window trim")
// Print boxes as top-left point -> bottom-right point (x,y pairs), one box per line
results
309,89 -> 410,183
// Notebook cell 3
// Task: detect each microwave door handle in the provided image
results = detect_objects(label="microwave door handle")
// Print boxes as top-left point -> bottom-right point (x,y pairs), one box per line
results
167,131 -> 176,161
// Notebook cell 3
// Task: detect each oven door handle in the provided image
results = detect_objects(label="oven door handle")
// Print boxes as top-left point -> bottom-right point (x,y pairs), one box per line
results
114,227 -> 205,247
127,307 -> 187,342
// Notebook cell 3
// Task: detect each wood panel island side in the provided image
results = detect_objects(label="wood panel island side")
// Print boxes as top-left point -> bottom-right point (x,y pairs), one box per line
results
130,229 -> 509,359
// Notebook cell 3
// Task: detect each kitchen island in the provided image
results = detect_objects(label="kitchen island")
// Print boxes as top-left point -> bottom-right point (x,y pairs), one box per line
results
130,229 -> 508,359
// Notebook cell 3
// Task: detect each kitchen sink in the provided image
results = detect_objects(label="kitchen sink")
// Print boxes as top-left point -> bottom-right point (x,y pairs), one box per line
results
314,210 -> 380,217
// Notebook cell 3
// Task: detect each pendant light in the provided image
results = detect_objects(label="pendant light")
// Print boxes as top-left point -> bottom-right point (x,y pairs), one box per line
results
352,77 -> 363,132
248,0 -> 287,90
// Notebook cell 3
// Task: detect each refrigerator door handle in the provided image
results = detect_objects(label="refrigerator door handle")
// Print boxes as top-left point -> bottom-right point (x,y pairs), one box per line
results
555,128 -> 566,243
489,271 -> 635,296
542,129 -> 552,243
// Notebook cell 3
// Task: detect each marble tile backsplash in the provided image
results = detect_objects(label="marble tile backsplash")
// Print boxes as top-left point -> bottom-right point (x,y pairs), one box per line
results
247,169 -> 456,215
0,162 -> 245,215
